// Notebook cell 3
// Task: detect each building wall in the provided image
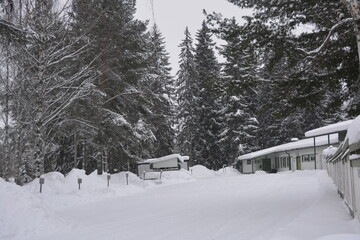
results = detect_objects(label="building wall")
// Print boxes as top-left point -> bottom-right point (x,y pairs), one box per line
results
138,164 -> 151,179
152,158 -> 178,169
242,159 -> 253,173
240,145 -> 331,173
138,159 -> 189,178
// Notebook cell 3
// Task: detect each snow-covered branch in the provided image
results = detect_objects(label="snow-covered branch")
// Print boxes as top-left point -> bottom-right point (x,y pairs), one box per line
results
296,18 -> 353,56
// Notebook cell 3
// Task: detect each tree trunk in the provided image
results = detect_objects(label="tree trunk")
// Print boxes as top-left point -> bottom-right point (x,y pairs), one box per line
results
341,0 -> 360,71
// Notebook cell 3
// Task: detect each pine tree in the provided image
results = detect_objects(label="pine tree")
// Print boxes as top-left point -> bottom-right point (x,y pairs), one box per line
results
175,27 -> 198,164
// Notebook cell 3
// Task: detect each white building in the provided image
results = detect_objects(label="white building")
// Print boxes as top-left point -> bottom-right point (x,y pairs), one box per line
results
238,120 -> 354,174
137,154 -> 189,179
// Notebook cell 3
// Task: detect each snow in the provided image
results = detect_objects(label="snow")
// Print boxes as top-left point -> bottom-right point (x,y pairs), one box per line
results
345,115 -> 360,145
1,168 -> 360,240
305,120 -> 354,138
0,178 -> 67,240
323,146 -> 339,158
190,165 -> 240,178
142,154 -> 189,164
350,154 -> 360,160
315,234 -> 360,240
239,134 -> 339,160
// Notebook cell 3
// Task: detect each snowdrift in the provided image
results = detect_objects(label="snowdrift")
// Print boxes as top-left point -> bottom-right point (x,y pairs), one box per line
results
190,165 -> 240,178
1,165 -> 241,240
0,178 -> 67,240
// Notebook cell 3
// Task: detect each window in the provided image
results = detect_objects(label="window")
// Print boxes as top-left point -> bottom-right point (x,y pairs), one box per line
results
302,154 -> 315,162
280,157 -> 288,168
247,160 -> 251,165
275,157 -> 279,168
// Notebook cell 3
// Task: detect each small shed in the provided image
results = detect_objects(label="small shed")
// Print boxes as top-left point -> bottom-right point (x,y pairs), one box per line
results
137,154 -> 190,179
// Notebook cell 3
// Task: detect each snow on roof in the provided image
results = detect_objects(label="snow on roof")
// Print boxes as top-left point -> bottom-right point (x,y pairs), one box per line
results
238,134 -> 339,160
305,120 -> 353,138
344,115 -> 360,145
322,146 -> 338,158
142,154 -> 190,164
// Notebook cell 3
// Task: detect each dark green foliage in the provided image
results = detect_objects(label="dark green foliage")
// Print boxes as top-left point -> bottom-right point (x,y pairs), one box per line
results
146,24 -> 175,157
176,27 -> 198,166
225,0 -> 359,147
192,21 -> 223,169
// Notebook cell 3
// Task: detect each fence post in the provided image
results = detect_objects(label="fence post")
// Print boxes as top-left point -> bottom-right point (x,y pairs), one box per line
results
39,178 -> 45,193
78,178 -> 82,190
107,174 -> 111,187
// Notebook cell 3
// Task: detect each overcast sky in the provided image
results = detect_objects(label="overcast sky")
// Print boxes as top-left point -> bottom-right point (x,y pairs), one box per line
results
135,0 -> 252,75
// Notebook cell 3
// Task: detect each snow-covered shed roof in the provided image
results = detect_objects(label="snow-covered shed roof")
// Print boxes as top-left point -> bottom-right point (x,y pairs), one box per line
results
345,115 -> 360,145
305,120 -> 353,138
142,154 -> 190,164
238,134 -> 338,161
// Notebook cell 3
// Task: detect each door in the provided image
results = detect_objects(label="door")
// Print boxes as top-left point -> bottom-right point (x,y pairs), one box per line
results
263,158 -> 272,172
296,156 -> 301,170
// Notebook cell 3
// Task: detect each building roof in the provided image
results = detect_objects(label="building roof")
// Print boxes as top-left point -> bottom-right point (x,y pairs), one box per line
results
142,154 -> 190,164
238,134 -> 339,161
345,115 -> 360,145
304,120 -> 353,138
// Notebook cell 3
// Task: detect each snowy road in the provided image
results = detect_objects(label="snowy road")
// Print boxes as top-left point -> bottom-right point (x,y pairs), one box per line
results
34,171 -> 359,240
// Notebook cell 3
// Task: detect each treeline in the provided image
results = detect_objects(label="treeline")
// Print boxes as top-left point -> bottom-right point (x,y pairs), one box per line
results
0,0 -> 175,184
0,0 -> 359,183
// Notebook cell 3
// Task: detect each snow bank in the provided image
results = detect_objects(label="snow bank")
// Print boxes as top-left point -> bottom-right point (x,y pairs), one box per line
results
0,178 -> 66,240
24,169 -> 145,209
254,170 -> 267,175
190,165 -> 240,178
218,167 -> 241,176
160,169 -> 193,181
346,115 -> 360,145
190,165 -> 217,178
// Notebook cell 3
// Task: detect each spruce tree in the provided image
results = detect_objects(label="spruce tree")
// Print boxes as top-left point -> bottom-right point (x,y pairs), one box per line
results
176,27 -> 198,164
193,21 -> 222,169
216,18 -> 259,162
70,0 -> 155,173
146,24 -> 175,157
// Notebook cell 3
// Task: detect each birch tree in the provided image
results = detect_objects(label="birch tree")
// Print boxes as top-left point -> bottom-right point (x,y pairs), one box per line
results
10,0 -> 94,181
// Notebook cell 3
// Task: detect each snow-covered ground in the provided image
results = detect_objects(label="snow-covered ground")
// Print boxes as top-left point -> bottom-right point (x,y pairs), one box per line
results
1,167 -> 360,240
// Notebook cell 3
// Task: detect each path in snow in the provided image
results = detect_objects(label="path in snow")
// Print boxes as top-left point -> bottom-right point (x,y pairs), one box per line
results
35,171 -> 360,240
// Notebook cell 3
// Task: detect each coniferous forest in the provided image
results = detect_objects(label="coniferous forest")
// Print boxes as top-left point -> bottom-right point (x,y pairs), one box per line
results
0,0 -> 359,184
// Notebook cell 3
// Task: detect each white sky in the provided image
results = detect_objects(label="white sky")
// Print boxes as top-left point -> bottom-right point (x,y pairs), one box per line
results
135,0 -> 252,75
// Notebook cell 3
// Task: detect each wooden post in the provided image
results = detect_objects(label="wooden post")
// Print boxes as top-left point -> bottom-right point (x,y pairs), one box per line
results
78,178 -> 82,190
74,133 -> 77,169
39,178 -> 44,193
313,137 -> 317,170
